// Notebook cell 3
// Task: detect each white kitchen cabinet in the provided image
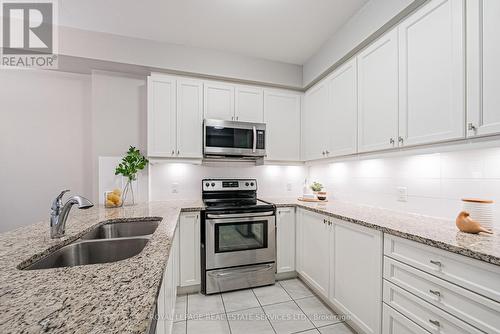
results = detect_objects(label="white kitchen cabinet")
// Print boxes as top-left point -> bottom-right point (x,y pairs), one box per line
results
204,82 -> 235,121
176,78 -> 203,158
264,90 -> 301,161
297,209 -> 330,297
148,75 -> 176,157
235,86 -> 264,122
357,29 -> 399,153
179,212 -> 201,287
327,58 -> 358,157
156,227 -> 179,334
398,0 -> 465,147
276,207 -> 296,273
329,219 -> 383,334
303,81 -> 329,161
466,0 -> 500,137
148,74 -> 203,159
382,304 -> 428,334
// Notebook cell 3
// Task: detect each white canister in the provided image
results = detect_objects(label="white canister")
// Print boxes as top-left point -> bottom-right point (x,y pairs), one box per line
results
462,199 -> 495,230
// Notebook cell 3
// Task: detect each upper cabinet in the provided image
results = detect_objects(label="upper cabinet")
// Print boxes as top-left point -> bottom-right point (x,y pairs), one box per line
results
235,86 -> 264,122
148,74 -> 203,158
264,90 -> 301,161
398,0 -> 465,147
204,82 -> 265,123
203,82 -> 235,121
466,0 -> 500,137
303,81 -> 329,161
177,79 -> 203,158
357,29 -> 399,153
148,75 -> 177,157
327,58 -> 358,157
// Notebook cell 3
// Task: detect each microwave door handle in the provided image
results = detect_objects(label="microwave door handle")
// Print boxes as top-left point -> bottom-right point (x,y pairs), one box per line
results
252,126 -> 257,153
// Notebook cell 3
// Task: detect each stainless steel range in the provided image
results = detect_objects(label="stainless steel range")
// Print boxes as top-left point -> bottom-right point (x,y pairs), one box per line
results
201,179 -> 276,294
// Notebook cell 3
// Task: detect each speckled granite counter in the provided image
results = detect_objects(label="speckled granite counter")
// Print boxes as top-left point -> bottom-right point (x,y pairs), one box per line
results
262,198 -> 500,267
0,200 -> 204,334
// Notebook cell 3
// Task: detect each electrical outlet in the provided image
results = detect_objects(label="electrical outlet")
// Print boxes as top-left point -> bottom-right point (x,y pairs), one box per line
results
397,186 -> 408,202
172,183 -> 179,194
286,183 -> 292,192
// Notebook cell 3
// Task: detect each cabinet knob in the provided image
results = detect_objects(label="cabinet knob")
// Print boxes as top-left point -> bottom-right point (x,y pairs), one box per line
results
171,150 -> 175,155
325,150 -> 330,155
429,289 -> 441,297
468,122 -> 477,132
322,151 -> 325,155
429,260 -> 442,268
177,150 -> 180,155
398,136 -> 404,144
390,138 -> 395,145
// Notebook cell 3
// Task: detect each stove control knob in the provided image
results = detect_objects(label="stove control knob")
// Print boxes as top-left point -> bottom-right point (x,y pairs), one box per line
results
211,182 -> 215,187
245,182 -> 249,186
250,182 -> 254,187
205,182 -> 210,187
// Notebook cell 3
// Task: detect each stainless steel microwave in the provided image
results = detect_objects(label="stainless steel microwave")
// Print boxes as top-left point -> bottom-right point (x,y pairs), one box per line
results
203,119 -> 266,159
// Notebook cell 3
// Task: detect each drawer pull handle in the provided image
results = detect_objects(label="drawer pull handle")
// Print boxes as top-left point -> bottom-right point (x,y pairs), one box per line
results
430,260 -> 442,267
429,319 -> 440,327
429,289 -> 441,297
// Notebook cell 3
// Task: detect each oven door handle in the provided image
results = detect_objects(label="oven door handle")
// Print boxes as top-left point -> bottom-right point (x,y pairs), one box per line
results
207,263 -> 274,278
252,125 -> 257,153
206,211 -> 274,219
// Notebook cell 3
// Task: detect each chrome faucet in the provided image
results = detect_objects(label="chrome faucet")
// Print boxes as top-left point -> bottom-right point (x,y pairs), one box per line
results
50,190 -> 94,238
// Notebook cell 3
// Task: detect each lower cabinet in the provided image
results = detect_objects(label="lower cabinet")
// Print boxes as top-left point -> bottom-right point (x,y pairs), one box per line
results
276,207 -> 296,273
156,227 -> 179,334
179,212 -> 201,287
297,209 -> 330,296
329,220 -> 383,334
297,209 -> 383,334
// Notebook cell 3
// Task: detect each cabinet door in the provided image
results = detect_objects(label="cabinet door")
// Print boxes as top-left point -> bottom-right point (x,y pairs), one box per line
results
327,58 -> 358,157
235,86 -> 264,122
276,207 -> 296,273
179,212 -> 201,287
264,90 -> 301,161
177,79 -> 203,158
298,209 -> 330,297
148,75 -> 176,157
330,220 -> 383,334
203,82 -> 235,121
358,29 -> 399,153
303,82 -> 329,161
467,0 -> 500,137
382,304 -> 428,334
398,0 -> 465,147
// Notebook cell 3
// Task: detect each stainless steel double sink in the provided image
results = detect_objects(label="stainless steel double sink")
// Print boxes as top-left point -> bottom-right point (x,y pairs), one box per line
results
24,220 -> 160,270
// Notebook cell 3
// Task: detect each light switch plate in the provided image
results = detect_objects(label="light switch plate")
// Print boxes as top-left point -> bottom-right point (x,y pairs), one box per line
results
397,186 -> 408,202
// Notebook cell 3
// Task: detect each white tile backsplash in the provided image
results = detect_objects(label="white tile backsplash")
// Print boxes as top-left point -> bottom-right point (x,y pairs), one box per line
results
309,146 -> 500,224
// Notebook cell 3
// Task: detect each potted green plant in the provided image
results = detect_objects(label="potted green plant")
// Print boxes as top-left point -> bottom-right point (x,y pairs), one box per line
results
115,146 -> 149,206
311,182 -> 323,193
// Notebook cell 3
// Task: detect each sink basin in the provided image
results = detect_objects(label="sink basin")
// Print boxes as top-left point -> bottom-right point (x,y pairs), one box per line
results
79,220 -> 160,240
23,238 -> 150,270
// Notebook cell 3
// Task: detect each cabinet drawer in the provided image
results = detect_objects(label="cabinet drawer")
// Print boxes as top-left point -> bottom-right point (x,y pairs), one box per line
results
383,303 -> 429,334
384,235 -> 500,303
383,281 -> 483,334
384,256 -> 500,333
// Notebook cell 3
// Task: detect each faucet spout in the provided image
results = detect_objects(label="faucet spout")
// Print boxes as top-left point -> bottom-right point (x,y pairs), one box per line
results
50,191 -> 94,238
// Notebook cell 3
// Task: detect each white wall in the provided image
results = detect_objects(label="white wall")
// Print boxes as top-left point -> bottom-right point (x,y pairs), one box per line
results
0,69 -> 92,232
149,163 -> 307,201
303,0 -> 420,86
59,26 -> 303,88
309,146 -> 500,226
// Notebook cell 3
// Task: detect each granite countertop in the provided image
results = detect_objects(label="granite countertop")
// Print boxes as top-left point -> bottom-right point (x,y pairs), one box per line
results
0,200 -> 204,334
262,198 -> 500,267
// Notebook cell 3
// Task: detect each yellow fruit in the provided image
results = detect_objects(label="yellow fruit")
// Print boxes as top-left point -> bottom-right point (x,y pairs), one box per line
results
106,200 -> 115,207
107,193 -> 121,204
112,188 -> 122,196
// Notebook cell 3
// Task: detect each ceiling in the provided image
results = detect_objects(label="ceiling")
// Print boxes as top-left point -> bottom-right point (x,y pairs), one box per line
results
59,0 -> 368,65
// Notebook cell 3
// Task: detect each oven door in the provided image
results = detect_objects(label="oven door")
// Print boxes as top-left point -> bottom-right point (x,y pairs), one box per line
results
205,211 -> 275,270
204,119 -> 266,157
